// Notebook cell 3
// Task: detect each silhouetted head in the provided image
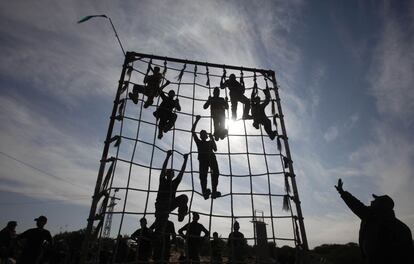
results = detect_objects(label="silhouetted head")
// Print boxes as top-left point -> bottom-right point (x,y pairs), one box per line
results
168,90 -> 175,98
200,130 -> 208,141
213,87 -> 220,97
140,217 -> 147,228
165,169 -> 174,180
213,232 -> 218,239
253,96 -> 261,104
35,215 -> 47,228
192,212 -> 200,222
6,221 -> 17,230
371,194 -> 394,212
153,66 -> 160,73
229,74 -> 236,80
233,221 -> 240,231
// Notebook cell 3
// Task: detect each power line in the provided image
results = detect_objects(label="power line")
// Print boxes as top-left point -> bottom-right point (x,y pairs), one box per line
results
0,151 -> 90,191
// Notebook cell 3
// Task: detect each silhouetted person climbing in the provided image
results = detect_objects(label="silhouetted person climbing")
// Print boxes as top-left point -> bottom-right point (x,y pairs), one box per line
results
251,88 -> 277,140
203,87 -> 229,140
178,212 -> 209,263
131,217 -> 153,262
150,218 -> 176,264
153,89 -> 181,139
227,221 -> 246,264
0,221 -> 17,263
335,178 -> 414,264
211,232 -> 223,264
155,150 -> 189,222
192,115 -> 221,199
128,66 -> 171,108
220,73 -> 251,120
18,216 -> 52,264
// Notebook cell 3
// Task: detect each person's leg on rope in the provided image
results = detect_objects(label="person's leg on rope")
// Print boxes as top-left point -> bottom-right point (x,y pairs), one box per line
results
230,97 -> 238,120
240,94 -> 252,119
213,117 -> 220,141
128,84 -> 146,104
163,112 -> 177,133
217,112 -> 228,139
157,114 -> 167,139
262,118 -> 277,140
210,157 -> 221,199
199,161 -> 210,200
169,195 -> 188,222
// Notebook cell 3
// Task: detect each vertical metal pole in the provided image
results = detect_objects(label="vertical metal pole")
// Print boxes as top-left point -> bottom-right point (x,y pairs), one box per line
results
80,52 -> 130,263
270,72 -> 309,250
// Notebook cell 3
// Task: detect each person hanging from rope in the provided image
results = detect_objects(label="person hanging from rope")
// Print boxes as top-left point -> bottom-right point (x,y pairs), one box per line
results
220,73 -> 251,120
203,87 -> 229,141
154,150 -> 189,223
227,221 -> 246,264
130,217 -> 153,262
251,87 -> 277,140
335,178 -> 414,264
128,66 -> 171,108
153,89 -> 181,139
150,217 -> 176,264
192,115 -> 221,200
178,212 -> 209,263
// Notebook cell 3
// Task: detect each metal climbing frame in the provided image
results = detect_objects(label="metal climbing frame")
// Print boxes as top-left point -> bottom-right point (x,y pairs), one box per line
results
80,51 -> 308,263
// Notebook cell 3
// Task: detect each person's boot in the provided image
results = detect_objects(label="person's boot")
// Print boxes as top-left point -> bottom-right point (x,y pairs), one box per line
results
253,121 -> 259,129
270,131 -> 277,140
158,130 -> 163,139
211,191 -> 221,199
220,129 -> 228,139
202,188 -> 211,200
214,131 -> 219,141
128,92 -> 139,104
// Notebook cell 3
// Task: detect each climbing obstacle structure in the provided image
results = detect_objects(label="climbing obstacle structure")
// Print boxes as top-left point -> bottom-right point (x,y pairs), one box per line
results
81,52 -> 308,263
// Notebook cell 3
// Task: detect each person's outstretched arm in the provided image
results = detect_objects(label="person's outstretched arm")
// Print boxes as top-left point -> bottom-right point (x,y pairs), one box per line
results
224,97 -> 229,109
335,178 -> 369,219
203,97 -> 211,109
209,133 -> 217,152
173,154 -> 189,188
263,88 -> 270,106
191,115 -> 201,142
175,99 -> 181,112
161,150 -> 173,179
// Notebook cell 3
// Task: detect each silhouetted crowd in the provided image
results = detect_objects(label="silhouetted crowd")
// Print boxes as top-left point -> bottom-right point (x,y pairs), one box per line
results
0,215 -> 52,264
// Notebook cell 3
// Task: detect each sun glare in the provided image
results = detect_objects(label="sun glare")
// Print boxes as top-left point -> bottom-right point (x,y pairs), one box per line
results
226,118 -> 246,135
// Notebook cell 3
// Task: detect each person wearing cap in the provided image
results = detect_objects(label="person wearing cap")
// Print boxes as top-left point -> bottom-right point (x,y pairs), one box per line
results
335,178 -> 414,264
17,215 -> 52,264
178,212 -> 209,263
153,89 -> 181,139
0,221 -> 17,262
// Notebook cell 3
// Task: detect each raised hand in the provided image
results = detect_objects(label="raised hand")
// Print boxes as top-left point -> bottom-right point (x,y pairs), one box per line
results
335,178 -> 344,193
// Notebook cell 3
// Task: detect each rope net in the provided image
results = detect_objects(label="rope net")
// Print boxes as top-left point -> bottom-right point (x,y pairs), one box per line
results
93,52 -> 306,262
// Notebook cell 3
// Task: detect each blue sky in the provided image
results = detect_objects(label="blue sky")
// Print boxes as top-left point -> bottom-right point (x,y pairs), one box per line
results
0,0 -> 413,248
